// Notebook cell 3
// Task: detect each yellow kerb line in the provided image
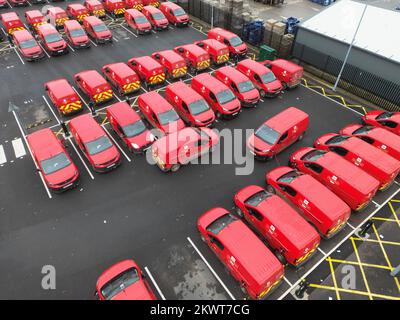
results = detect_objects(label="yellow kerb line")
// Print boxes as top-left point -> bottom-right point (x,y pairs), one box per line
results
372,224 -> 400,293
309,283 -> 400,300
350,237 -> 373,300
327,257 -> 341,300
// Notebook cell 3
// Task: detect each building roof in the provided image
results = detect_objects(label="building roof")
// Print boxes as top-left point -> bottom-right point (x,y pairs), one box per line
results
300,0 -> 400,64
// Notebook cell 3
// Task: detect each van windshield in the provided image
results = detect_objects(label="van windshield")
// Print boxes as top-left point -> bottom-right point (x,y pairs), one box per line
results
135,16 -> 148,24
93,23 -> 107,32
189,100 -> 210,116
174,8 -> 186,16
277,170 -> 301,184
20,39 -> 37,49
101,267 -> 139,300
245,190 -> 272,207
255,125 -> 280,145
122,120 -> 147,137
70,28 -> 86,37
41,152 -> 71,175
153,12 -> 166,20
261,72 -> 276,84
159,109 -> 180,125
45,33 -> 63,43
230,36 -> 243,47
86,136 -> 113,155
353,126 -> 373,135
206,213 -> 237,235
326,135 -> 349,145
216,89 -> 235,104
301,150 -> 326,161
237,80 -> 255,93
376,112 -> 393,120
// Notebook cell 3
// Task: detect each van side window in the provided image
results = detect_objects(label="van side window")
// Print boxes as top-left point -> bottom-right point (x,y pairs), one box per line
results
248,208 -> 264,222
380,120 -> 398,129
279,185 -> 297,197
278,131 -> 288,143
230,83 -> 238,92
304,163 -> 323,174
359,136 -> 374,145
329,146 -> 348,157
209,92 -> 217,102
182,102 -> 189,112
254,74 -> 262,83
209,235 -> 224,251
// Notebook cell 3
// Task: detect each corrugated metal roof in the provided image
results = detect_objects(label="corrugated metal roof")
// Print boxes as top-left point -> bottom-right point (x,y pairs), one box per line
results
300,0 -> 400,63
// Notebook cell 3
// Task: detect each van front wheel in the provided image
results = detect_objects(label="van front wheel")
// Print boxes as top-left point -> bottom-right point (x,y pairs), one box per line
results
170,164 -> 181,172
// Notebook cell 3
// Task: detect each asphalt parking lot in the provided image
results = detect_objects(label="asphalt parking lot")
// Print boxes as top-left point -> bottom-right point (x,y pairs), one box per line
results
0,1 -> 399,300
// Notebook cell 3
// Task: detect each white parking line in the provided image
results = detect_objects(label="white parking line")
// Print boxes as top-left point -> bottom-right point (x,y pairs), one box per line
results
112,37 -> 119,42
12,138 -> 26,158
346,222 -> 356,230
66,137 -> 95,180
38,42 -> 51,58
42,95 -> 61,125
89,39 -> 98,47
187,237 -> 236,300
283,276 -> 293,287
113,93 -> 123,102
11,110 -> 52,199
372,200 -> 380,207
67,44 -> 75,53
0,145 -> 7,165
144,267 -> 166,300
102,125 -> 131,162
12,47 -> 25,65
277,186 -> 400,300
317,247 -> 327,255
120,25 -> 138,38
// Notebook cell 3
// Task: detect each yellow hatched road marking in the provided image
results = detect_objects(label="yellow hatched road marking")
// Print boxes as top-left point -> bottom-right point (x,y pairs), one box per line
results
301,78 -> 367,115
350,237 -> 373,300
353,237 -> 400,246
309,283 -> 400,300
388,201 -> 400,227
328,258 -> 393,270
327,257 -> 341,300
371,217 -> 398,223
371,224 -> 400,293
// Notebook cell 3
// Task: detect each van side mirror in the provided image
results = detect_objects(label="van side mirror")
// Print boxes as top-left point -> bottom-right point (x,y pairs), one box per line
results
197,42 -> 204,47
154,54 -> 160,59
178,47 -> 184,53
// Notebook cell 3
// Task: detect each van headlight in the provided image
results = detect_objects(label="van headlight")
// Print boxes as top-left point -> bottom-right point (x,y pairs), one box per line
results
131,143 -> 139,149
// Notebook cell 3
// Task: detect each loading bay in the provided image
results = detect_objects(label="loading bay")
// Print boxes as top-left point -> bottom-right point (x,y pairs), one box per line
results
0,1 -> 399,300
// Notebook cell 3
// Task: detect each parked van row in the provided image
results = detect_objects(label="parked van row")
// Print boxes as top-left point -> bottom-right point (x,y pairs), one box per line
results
90,110 -> 400,300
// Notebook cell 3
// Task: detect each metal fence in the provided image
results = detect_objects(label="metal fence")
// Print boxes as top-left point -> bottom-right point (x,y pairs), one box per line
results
293,43 -> 400,111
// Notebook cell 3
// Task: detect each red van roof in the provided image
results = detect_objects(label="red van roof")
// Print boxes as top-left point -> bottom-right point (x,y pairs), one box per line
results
209,27 -> 236,39
289,171 -> 350,220
238,58 -> 272,75
143,5 -> 161,14
167,82 -> 203,104
1,12 -> 21,22
197,39 -> 227,51
155,50 -> 184,64
342,136 -> 400,174
131,56 -> 162,70
48,7 -> 66,14
104,62 -> 136,79
68,3 -> 86,10
270,59 -> 303,74
178,44 -> 208,56
38,23 -> 58,35
75,70 -> 108,88
13,29 -> 33,42
107,102 -> 140,127
192,73 -> 228,93
257,195 -> 319,251
217,215 -> 283,287
314,150 -> 380,194
84,15 -> 103,25
216,66 -> 249,83
46,78 -> 76,99
160,1 -> 180,10
27,128 -> 63,160
70,114 -> 104,142
25,10 -> 44,19
64,20 -> 82,30
266,107 -> 308,132
138,91 -> 174,113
